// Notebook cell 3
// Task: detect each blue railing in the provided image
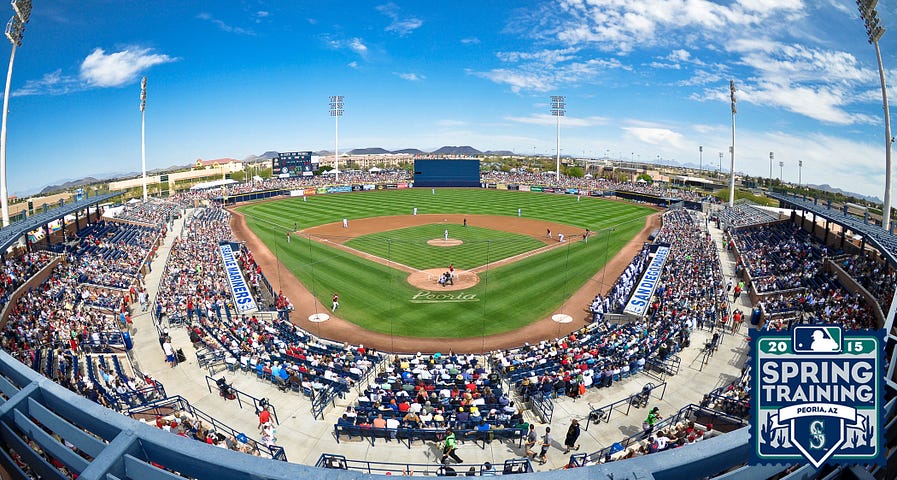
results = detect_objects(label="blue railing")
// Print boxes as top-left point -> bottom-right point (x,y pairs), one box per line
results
583,382 -> 667,431
530,391 -> 554,424
204,375 -> 280,425
315,453 -> 532,476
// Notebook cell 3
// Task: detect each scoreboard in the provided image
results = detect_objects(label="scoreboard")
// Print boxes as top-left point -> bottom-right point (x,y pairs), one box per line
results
273,152 -> 313,176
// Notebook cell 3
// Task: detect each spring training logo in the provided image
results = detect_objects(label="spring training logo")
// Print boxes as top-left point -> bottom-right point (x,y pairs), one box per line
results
751,325 -> 884,467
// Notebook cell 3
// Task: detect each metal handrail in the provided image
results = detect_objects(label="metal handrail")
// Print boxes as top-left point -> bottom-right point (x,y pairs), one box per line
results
204,375 -> 279,425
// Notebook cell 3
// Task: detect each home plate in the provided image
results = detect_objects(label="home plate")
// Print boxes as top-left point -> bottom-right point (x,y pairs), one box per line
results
309,313 -> 330,323
551,314 -> 573,324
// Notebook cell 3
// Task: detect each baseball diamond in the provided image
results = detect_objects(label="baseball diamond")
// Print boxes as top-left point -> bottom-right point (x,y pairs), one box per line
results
231,188 -> 656,351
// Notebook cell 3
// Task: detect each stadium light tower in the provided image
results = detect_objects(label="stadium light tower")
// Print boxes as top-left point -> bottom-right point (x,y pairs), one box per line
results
550,95 -> 565,181
779,160 -> 784,182
769,152 -> 774,181
0,0 -> 31,227
140,77 -> 147,202
329,95 -> 343,183
798,160 -> 803,186
698,145 -> 703,174
728,80 -> 737,207
857,0 -> 893,230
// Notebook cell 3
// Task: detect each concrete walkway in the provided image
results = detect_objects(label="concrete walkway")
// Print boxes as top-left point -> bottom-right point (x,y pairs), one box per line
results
122,208 -> 751,472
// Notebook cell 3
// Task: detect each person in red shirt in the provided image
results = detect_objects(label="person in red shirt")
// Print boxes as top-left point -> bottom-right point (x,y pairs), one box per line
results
258,407 -> 271,429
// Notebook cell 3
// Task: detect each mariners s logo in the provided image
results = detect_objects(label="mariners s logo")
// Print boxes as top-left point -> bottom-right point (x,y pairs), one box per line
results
750,325 -> 884,467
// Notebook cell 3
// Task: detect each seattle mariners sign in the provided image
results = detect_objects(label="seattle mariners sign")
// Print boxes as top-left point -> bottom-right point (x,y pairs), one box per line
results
751,325 -> 883,467
219,244 -> 258,313
622,245 -> 670,317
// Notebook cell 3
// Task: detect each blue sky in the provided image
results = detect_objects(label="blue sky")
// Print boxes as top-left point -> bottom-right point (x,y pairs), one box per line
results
2,0 -> 895,199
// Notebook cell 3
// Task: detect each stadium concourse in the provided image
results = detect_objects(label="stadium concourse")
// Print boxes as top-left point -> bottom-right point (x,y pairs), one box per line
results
123,195 -> 750,473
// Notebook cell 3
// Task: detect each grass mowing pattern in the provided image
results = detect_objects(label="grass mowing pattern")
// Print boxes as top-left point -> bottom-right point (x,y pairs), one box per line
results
237,189 -> 652,338
343,224 -> 545,270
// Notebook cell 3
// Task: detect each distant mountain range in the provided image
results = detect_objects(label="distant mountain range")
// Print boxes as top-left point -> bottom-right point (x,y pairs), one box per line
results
807,184 -> 882,205
37,164 -> 194,195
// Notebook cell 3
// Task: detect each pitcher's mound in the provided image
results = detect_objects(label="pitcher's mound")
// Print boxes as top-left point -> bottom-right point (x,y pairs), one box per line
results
408,268 -> 479,290
427,238 -> 463,247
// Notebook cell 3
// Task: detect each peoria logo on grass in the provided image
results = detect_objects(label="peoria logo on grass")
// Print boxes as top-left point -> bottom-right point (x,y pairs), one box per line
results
409,290 -> 479,303
751,325 -> 883,468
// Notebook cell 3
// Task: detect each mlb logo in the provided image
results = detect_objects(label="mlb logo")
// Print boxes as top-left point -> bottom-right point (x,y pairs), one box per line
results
793,326 -> 841,353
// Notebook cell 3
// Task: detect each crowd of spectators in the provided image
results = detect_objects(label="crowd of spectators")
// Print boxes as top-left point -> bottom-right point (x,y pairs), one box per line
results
0,251 -> 56,309
479,172 -> 708,202
138,409 -> 262,456
644,209 -> 727,333
585,418 -> 717,466
490,209 -> 722,411
730,222 -> 877,329
838,254 -> 896,312
112,200 -> 184,226
72,222 -> 163,289
342,352 -> 522,434
217,170 -> 413,196
154,207 -> 238,326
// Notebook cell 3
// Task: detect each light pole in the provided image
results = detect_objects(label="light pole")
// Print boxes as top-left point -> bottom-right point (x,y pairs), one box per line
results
550,95 -> 565,181
779,160 -> 784,182
718,152 -> 723,179
857,0 -> 893,230
769,152 -> 774,181
698,145 -> 703,175
0,0 -> 31,227
329,95 -> 343,183
140,77 -> 147,202
728,80 -> 737,207
798,160 -> 803,186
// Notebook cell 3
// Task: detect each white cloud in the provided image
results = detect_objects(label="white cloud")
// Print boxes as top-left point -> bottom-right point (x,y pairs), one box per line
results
548,0 -> 804,54
196,12 -> 255,35
376,2 -> 423,36
505,113 -> 609,127
349,38 -> 368,55
15,47 -> 176,96
256,11 -> 269,18
13,69 -> 80,97
622,127 -> 686,148
347,61 -> 359,69
80,47 -> 176,88
396,72 -> 425,81
682,40 -> 881,125
473,56 -> 628,93
461,37 -> 480,45
324,35 -> 369,57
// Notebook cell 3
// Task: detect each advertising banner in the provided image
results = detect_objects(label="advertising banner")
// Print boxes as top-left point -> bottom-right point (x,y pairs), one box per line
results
218,244 -> 257,313
622,245 -> 670,317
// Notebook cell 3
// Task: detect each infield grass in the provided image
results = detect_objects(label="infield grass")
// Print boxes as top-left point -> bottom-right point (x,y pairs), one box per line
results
344,224 -> 545,271
236,189 -> 652,338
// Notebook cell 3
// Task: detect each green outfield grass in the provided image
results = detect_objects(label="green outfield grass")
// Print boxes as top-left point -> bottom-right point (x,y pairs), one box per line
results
236,189 -> 653,338
343,224 -> 545,270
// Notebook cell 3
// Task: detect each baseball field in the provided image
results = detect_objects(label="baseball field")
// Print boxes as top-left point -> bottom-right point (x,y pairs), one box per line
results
234,188 -> 653,339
